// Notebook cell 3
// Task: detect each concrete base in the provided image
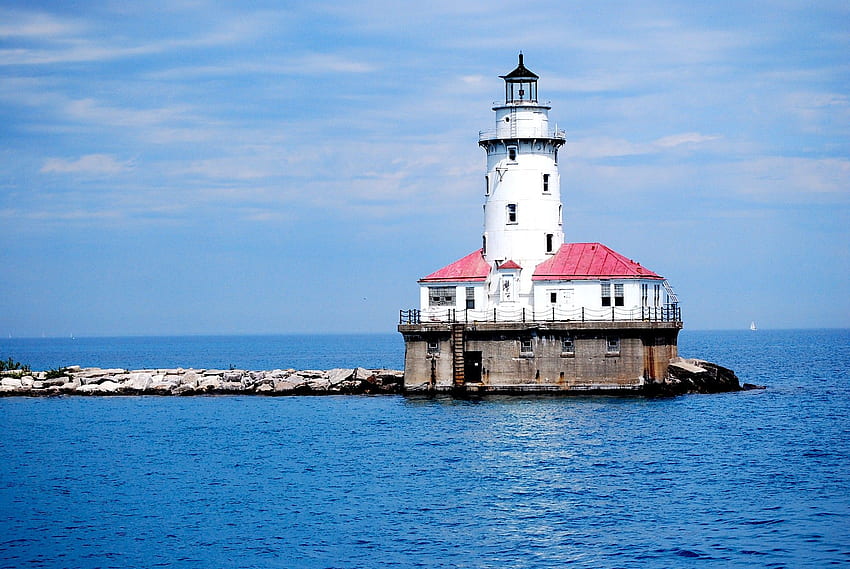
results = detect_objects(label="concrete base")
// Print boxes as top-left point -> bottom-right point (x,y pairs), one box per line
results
399,320 -> 682,394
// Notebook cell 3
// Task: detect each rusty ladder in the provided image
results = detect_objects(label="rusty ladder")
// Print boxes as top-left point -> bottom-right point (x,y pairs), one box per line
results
451,324 -> 465,388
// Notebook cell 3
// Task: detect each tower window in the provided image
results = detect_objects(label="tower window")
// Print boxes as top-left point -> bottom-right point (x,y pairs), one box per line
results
506,203 -> 517,224
484,174 -> 490,196
508,146 -> 517,161
546,233 -> 554,253
543,174 -> 550,193
558,205 -> 563,225
482,234 -> 487,255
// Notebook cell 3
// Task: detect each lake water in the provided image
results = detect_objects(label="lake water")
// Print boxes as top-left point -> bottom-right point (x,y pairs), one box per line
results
1,329 -> 848,568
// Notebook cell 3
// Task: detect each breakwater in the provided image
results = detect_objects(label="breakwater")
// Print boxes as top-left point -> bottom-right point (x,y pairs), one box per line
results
0,366 -> 404,396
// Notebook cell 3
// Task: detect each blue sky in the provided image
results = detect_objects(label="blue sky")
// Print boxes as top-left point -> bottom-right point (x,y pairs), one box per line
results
1,1 -> 848,336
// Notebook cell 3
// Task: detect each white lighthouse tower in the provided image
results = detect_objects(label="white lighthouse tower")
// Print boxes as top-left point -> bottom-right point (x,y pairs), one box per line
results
479,54 -> 566,309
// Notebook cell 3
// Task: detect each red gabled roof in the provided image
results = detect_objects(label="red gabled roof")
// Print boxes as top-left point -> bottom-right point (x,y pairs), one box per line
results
532,243 -> 663,281
498,260 -> 522,270
419,249 -> 491,283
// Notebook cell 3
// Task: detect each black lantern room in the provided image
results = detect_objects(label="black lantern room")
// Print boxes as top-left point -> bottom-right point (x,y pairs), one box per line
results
500,53 -> 538,104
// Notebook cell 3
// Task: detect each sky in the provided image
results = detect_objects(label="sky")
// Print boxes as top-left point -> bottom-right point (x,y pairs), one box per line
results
1,1 -> 848,337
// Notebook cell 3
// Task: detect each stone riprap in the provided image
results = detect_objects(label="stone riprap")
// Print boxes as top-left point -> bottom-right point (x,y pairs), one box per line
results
0,367 -> 404,396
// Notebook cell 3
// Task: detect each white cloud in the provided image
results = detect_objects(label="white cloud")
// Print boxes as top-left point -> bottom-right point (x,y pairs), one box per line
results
41,154 -> 132,175
654,132 -> 721,148
145,52 -> 377,81
0,7 -> 284,66
737,157 -> 850,201
63,98 -> 195,129
0,10 -> 84,39
569,132 -> 721,159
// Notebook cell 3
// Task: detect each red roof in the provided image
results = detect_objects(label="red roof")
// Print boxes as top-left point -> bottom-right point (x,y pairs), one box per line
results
533,243 -> 663,281
498,260 -> 522,270
419,249 -> 491,283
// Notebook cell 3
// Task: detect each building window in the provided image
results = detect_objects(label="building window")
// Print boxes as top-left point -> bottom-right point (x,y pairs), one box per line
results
654,284 -> 661,307
601,282 -> 611,307
508,146 -> 517,161
614,283 -> 624,307
520,338 -> 533,356
465,287 -> 475,309
427,340 -> 440,354
543,173 -> 550,193
428,286 -> 455,307
500,274 -> 515,302
641,283 -> 649,307
561,336 -> 575,356
546,233 -> 554,253
607,337 -> 620,355
550,289 -> 573,305
506,203 -> 517,224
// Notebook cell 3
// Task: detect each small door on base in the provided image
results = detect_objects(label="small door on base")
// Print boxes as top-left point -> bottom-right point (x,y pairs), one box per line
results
464,351 -> 482,383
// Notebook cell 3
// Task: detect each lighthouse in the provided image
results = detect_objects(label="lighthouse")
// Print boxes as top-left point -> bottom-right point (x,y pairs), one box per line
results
481,54 -> 565,269
399,55 -> 683,394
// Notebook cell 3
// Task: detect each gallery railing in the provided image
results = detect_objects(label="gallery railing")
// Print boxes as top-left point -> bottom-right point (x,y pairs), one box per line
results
399,305 -> 681,325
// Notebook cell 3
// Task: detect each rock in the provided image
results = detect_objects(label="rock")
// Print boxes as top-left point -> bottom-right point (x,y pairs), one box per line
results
60,380 -> 81,391
181,371 -> 200,387
198,377 -> 222,391
78,380 -> 119,394
1,377 -> 22,389
273,379 -> 297,392
172,384 -> 196,395
327,368 -> 355,385
306,377 -> 331,391
125,372 -> 153,391
223,370 -> 243,382
0,367 -> 406,397
646,358 -> 742,396
742,383 -> 766,390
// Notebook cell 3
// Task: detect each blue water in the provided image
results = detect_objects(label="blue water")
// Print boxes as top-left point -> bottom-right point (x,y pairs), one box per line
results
1,329 -> 849,568
0,333 -> 405,372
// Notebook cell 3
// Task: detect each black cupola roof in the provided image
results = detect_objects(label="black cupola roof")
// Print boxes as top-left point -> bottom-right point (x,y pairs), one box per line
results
500,53 -> 539,81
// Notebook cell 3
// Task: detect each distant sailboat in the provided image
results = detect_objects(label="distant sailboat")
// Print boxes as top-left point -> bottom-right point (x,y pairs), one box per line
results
750,321 -> 757,331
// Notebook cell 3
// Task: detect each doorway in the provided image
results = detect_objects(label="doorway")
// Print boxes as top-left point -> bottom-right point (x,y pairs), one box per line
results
464,351 -> 482,384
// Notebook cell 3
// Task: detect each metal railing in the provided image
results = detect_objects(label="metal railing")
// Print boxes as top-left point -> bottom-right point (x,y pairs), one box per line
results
399,305 -> 681,325
478,127 -> 566,142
